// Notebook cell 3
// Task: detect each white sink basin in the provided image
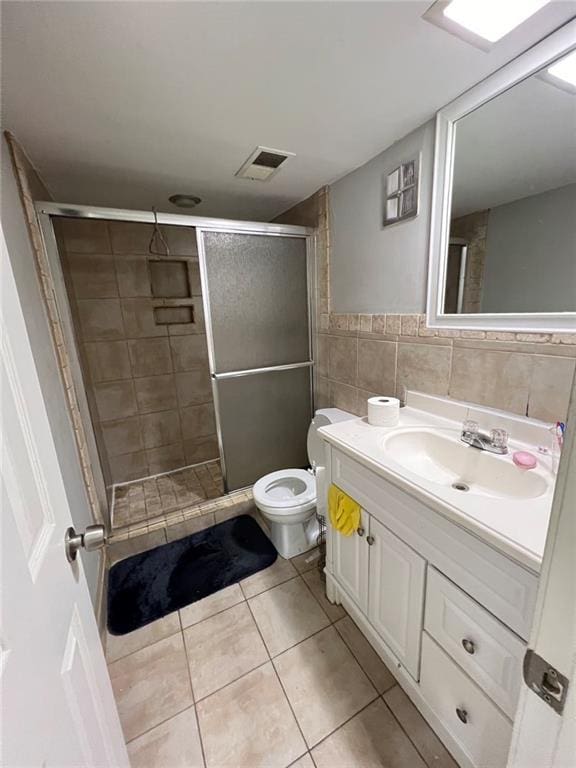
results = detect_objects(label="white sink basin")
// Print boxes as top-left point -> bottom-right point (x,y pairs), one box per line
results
382,428 -> 549,500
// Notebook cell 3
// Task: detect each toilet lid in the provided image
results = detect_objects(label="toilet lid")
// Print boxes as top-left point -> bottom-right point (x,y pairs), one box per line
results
253,469 -> 316,509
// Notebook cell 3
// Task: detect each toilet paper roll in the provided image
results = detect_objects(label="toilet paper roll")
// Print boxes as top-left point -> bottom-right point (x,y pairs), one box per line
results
367,396 -> 400,427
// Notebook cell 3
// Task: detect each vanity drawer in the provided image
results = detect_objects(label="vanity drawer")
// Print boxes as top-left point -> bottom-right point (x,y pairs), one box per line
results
425,567 -> 525,718
420,633 -> 512,768
330,448 -> 537,639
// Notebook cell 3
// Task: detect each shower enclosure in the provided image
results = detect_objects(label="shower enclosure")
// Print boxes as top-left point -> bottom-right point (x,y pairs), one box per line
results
199,230 -> 313,491
35,203 -> 313,529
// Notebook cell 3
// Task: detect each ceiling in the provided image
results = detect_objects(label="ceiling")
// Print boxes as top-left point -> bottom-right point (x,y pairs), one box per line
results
2,1 -> 575,221
452,69 -> 576,217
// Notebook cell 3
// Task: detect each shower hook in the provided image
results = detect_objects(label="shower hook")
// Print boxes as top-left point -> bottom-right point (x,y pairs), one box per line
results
148,207 -> 170,257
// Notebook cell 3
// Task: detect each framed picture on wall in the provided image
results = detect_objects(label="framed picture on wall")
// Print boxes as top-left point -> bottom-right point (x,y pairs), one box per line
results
383,154 -> 420,226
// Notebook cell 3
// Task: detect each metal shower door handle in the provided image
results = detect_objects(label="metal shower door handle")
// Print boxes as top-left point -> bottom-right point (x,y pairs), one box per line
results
65,524 -> 106,563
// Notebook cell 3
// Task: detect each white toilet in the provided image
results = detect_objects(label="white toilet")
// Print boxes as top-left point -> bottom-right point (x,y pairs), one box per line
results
253,408 -> 355,559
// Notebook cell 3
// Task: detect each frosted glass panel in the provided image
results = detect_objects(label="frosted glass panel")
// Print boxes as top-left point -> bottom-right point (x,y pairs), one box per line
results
202,232 -> 309,372
216,367 -> 312,491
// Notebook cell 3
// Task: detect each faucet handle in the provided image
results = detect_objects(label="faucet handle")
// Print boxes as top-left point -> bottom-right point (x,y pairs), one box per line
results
462,419 -> 479,437
490,428 -> 508,451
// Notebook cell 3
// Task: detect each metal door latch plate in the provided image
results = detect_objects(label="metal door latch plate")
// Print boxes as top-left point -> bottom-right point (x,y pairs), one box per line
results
523,648 -> 569,715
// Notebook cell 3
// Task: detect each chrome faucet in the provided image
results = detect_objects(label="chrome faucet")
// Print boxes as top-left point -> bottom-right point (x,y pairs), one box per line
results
460,419 -> 508,455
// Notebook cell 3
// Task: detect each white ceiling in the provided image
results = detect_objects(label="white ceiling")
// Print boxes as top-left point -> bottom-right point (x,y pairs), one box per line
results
3,1 -> 575,221
452,70 -> 576,217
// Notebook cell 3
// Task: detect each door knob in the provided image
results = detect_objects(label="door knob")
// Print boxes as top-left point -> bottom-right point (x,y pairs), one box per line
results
462,638 -> 476,655
366,535 -> 375,546
357,527 -> 365,537
65,524 -> 106,563
456,707 -> 468,724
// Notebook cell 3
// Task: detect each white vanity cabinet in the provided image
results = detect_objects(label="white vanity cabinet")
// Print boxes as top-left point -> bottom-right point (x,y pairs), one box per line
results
332,510 -> 426,679
332,508 -> 369,613
325,444 -> 539,768
367,516 -> 425,680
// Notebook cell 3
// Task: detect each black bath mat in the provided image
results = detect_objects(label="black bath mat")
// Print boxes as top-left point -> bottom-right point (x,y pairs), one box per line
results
107,515 -> 277,635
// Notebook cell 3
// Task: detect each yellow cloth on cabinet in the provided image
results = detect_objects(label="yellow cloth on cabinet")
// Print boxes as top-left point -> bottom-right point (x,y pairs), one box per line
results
328,484 -> 361,537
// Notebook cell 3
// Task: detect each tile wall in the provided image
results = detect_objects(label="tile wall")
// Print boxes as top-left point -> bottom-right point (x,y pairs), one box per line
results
316,314 -> 576,424
450,210 -> 489,313
276,188 -> 575,425
56,218 -> 219,487
4,132 -> 105,524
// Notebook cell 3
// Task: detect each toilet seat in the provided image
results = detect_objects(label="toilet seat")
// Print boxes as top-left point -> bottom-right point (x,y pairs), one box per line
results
252,408 -> 355,557
253,469 -> 316,512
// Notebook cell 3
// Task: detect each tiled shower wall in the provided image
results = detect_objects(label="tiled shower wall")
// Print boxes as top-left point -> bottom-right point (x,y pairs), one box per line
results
273,186 -> 330,322
450,210 -> 489,314
56,219 -> 218,487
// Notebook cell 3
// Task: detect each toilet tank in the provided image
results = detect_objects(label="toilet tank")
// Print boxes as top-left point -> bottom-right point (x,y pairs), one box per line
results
307,408 -> 355,467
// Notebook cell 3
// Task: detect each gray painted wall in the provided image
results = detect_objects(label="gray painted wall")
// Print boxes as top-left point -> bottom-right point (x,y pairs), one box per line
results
482,184 -> 576,313
2,140 -> 100,602
329,119 -> 434,313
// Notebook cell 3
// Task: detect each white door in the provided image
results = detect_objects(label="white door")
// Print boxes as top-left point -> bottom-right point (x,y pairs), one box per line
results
1,234 -> 129,768
507,372 -> 576,768
332,508 -> 369,612
368,516 -> 426,680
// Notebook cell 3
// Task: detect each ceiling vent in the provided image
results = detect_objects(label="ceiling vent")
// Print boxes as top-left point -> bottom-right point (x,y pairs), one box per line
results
235,146 -> 295,181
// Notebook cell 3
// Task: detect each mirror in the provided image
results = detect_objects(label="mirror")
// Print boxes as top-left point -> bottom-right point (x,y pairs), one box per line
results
446,66 -> 575,315
428,25 -> 576,332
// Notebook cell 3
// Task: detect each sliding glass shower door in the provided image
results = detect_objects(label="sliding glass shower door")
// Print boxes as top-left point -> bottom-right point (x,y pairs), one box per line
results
199,230 -> 312,491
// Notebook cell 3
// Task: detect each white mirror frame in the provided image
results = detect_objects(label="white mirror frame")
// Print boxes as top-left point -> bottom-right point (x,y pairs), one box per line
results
427,19 -> 576,333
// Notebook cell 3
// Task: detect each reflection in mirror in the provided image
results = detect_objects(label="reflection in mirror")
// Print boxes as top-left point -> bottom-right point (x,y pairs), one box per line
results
444,54 -> 576,315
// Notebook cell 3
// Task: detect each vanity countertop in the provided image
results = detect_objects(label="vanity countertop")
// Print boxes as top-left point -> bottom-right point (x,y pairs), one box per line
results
319,395 -> 556,573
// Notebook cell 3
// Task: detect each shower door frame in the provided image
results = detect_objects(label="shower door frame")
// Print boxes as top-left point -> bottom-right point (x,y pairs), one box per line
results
35,201 -> 315,499
195,226 -> 315,492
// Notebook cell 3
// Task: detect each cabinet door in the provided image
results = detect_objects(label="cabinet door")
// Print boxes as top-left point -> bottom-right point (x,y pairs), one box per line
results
368,517 -> 426,679
332,508 -> 369,613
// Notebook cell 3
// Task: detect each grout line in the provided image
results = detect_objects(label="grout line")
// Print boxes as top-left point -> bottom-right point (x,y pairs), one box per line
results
259,615 -> 335,663
179,593 -> 246,632
113,457 -> 221,489
244,596 -> 310,756
180,625 -> 208,768
287,753 -> 315,768
297,569 -> 337,625
191,657 -> 271,705
106,625 -> 183,666
110,462 -> 226,536
109,567 -> 327,666
305,692 -> 381,753
244,578 -> 380,754
331,615 -> 384,688
379,691 -> 453,768
124,701 -> 198,748
109,560 -> 382,759
238,566 -> 300,600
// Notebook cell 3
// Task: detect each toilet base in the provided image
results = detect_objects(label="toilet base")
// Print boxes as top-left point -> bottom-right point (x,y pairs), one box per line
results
268,515 -> 319,559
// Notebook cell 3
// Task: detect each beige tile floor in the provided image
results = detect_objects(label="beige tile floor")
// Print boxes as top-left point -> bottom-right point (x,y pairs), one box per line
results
107,550 -> 459,768
112,461 -> 224,529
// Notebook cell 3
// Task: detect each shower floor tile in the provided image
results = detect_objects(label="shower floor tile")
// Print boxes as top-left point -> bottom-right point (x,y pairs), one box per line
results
112,461 -> 224,530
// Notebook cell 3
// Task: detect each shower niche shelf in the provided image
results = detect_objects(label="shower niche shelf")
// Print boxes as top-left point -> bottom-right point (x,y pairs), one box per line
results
149,258 -> 191,299
148,257 -> 196,326
153,306 -> 194,325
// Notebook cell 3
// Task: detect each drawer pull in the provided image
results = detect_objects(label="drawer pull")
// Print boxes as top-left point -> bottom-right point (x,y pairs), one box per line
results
366,535 -> 375,546
357,527 -> 365,537
456,707 -> 469,724
462,638 -> 476,655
